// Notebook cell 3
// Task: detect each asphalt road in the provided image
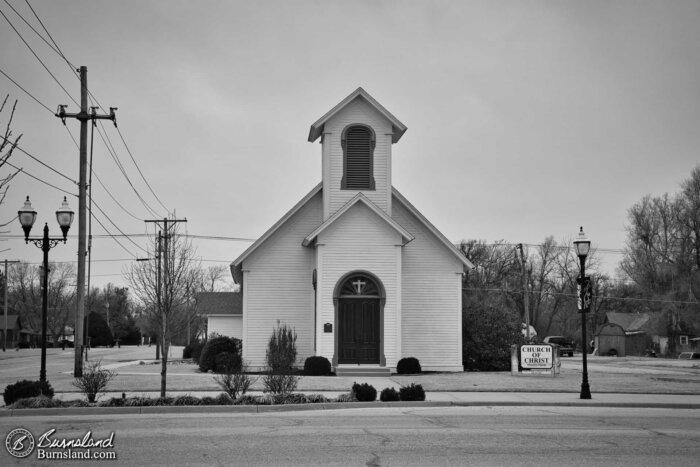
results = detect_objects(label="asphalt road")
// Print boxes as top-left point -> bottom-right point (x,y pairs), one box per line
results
2,406 -> 699,466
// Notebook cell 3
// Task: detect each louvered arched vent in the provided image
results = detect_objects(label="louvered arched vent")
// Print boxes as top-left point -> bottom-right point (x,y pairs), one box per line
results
341,125 -> 375,190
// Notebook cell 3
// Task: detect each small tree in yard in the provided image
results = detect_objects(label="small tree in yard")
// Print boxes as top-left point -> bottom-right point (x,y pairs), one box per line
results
72,360 -> 116,403
263,322 -> 299,394
266,322 -> 297,373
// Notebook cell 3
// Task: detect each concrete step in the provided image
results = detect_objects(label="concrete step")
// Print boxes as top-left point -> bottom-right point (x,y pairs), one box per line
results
335,366 -> 391,377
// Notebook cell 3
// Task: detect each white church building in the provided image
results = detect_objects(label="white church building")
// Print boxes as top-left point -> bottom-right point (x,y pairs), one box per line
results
228,88 -> 473,374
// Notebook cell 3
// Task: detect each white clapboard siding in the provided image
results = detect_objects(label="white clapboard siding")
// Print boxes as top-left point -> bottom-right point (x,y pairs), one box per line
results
242,192 -> 323,369
392,198 -> 465,371
208,316 -> 242,340
323,98 -> 392,217
316,202 -> 402,366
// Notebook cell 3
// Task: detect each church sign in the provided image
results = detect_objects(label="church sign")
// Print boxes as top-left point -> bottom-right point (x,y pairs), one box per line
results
520,345 -> 553,369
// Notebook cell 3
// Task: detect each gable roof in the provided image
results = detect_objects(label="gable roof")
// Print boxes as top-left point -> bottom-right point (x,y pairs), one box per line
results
302,193 -> 414,247
197,292 -> 242,316
231,183 -> 322,278
230,183 -> 474,283
392,187 -> 474,270
308,87 -> 407,144
606,312 -> 651,332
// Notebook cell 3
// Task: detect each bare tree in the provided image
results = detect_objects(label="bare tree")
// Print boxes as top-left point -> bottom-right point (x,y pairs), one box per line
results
1,95 -> 21,227
126,225 -> 201,397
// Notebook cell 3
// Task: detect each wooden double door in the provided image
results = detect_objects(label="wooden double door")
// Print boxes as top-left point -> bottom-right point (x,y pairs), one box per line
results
338,297 -> 380,364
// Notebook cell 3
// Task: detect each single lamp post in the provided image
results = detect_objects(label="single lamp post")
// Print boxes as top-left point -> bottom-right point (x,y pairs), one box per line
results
18,196 -> 74,384
573,226 -> 592,399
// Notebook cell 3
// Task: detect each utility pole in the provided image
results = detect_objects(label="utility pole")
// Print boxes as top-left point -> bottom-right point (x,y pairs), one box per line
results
3,259 -> 20,351
146,217 -> 186,397
56,66 -> 117,377
517,244 -> 531,341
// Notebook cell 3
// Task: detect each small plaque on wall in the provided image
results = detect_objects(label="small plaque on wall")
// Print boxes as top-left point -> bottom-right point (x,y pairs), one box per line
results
323,323 -> 332,333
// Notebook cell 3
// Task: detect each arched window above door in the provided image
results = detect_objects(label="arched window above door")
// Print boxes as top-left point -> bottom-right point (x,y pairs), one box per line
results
341,124 -> 376,190
338,274 -> 380,297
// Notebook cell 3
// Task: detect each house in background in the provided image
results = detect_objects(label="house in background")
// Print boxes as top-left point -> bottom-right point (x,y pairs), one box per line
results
1,314 -> 40,348
230,88 -> 473,375
595,312 -> 662,356
197,292 -> 242,340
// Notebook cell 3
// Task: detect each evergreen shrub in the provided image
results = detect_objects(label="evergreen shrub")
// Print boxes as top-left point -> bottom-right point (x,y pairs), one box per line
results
396,357 -> 421,374
198,336 -> 242,373
399,383 -> 425,401
303,356 -> 332,376
214,351 -> 242,374
266,323 -> 297,373
380,387 -> 400,402
183,340 -> 206,362
352,382 -> 377,402
3,379 -> 54,405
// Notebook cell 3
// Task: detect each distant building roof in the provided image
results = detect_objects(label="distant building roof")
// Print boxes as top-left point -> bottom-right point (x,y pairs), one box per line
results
197,292 -> 242,316
605,312 -> 650,332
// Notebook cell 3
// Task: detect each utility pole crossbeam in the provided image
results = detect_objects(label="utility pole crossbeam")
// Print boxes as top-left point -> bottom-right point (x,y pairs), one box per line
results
3,259 -> 20,352
56,66 -> 117,378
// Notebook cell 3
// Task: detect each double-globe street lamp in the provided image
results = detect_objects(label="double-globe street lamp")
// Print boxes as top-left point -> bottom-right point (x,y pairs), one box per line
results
18,196 -> 74,384
573,226 -> 592,400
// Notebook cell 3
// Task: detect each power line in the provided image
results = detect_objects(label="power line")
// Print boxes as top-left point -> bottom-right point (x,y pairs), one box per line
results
23,0 -> 76,71
0,66 -> 54,114
1,134 -> 77,184
115,125 -> 170,214
3,158 -> 75,196
2,0 -> 63,61
0,6 -> 78,107
91,199 -> 149,254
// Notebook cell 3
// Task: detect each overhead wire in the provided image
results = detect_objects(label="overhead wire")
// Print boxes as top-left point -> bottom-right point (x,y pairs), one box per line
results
0,5 -> 78,107
23,0 -> 76,71
0,66 -> 54,114
3,158 -> 75,196
0,135 -> 76,184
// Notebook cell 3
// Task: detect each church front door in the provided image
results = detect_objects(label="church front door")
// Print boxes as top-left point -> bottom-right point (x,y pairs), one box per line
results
338,297 -> 380,364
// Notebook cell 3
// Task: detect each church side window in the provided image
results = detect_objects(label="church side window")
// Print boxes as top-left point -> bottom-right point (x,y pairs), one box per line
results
341,125 -> 375,190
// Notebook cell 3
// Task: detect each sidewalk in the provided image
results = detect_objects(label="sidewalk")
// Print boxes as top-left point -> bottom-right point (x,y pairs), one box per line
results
2,347 -> 699,414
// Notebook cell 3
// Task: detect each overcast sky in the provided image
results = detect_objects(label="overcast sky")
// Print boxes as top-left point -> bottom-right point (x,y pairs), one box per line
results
1,0 -> 699,290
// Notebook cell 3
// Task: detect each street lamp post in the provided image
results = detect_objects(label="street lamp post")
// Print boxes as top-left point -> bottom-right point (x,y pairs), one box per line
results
573,226 -> 592,400
18,196 -> 74,384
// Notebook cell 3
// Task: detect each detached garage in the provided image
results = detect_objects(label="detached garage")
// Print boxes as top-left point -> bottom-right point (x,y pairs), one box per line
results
595,323 -> 649,357
197,292 -> 242,339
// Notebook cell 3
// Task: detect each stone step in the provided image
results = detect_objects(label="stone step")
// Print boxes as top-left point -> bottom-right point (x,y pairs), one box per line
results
335,366 -> 391,377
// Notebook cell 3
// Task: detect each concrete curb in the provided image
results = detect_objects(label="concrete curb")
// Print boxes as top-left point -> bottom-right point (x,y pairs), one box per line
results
2,399 -> 699,417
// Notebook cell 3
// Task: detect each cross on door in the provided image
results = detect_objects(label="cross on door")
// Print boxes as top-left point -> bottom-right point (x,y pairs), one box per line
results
352,278 -> 366,294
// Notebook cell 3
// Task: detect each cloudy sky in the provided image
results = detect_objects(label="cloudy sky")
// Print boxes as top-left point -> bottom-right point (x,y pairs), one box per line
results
1,0 -> 699,289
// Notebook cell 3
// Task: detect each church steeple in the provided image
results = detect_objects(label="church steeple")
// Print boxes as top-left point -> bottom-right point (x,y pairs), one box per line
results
308,88 -> 407,221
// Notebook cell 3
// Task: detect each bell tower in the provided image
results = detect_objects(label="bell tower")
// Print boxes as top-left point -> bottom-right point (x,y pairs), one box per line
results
308,88 -> 407,220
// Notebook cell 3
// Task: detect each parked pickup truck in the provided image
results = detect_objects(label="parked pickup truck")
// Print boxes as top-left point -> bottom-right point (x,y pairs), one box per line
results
543,336 -> 575,357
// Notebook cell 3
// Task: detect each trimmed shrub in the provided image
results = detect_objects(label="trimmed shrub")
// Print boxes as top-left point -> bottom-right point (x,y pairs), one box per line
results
199,336 -> 242,373
3,379 -> 55,405
10,395 -> 65,409
200,396 -> 218,406
215,352 -> 242,374
380,387 -> 400,402
305,394 -> 330,403
399,383 -> 425,401
154,396 -> 174,406
335,392 -> 357,403
100,397 -> 125,407
303,356 -> 332,376
215,393 -> 233,405
72,360 -> 116,402
173,395 -> 201,406
262,373 -> 299,394
183,340 -> 205,362
352,382 -> 377,402
234,394 -> 258,405
272,393 -> 308,405
266,323 -> 297,374
396,357 -> 421,374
